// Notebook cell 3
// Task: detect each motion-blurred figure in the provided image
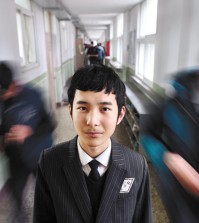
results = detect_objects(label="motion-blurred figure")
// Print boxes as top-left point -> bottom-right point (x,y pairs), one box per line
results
83,43 -> 89,66
0,61 -> 56,220
87,41 -> 99,65
141,67 -> 199,223
62,76 -> 72,105
97,43 -> 105,64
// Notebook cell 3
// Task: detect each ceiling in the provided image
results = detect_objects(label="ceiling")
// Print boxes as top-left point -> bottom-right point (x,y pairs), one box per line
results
33,0 -> 142,40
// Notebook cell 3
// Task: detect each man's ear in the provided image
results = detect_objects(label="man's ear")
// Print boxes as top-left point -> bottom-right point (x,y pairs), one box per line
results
117,106 -> 126,125
68,104 -> 73,118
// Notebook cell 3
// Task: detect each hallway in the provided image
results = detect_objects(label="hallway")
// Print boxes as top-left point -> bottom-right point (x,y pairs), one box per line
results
0,105 -> 169,223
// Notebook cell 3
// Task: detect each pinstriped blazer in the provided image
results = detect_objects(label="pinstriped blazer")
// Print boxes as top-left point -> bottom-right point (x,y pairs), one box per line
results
33,136 -> 153,223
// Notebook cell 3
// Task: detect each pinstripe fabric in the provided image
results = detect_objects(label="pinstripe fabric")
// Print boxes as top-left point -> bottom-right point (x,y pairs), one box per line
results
33,136 -> 153,223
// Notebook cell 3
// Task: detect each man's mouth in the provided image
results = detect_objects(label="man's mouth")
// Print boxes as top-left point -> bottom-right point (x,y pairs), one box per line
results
86,131 -> 102,137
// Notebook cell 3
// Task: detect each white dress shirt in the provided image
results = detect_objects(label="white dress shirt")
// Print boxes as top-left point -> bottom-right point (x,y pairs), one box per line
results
77,138 -> 111,177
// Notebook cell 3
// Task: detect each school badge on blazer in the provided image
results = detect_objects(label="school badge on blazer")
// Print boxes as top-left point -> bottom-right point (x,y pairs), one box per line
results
120,178 -> 135,193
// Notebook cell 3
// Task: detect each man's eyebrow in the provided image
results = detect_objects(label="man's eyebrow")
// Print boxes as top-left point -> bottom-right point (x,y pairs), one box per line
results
76,100 -> 88,104
76,101 -> 113,105
100,101 -> 113,105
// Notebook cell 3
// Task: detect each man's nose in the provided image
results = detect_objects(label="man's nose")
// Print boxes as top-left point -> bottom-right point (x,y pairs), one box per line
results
86,110 -> 100,126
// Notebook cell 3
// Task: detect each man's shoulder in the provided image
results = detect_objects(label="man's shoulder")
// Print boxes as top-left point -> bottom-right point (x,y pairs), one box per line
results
87,47 -> 98,54
43,137 -> 77,158
112,141 -> 148,179
112,140 -> 146,163
124,145 -> 146,163
21,84 -> 42,99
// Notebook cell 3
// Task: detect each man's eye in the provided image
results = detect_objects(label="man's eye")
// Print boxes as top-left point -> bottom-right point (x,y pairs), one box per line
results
102,107 -> 111,112
78,107 -> 86,111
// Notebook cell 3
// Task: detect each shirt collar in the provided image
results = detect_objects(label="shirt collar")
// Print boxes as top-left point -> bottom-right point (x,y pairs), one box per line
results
77,138 -> 111,167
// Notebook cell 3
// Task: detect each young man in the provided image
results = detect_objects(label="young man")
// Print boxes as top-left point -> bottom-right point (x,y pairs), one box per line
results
33,64 -> 153,223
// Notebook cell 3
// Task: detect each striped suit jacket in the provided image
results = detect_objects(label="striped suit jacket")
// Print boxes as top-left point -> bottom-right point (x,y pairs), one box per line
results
33,136 -> 153,223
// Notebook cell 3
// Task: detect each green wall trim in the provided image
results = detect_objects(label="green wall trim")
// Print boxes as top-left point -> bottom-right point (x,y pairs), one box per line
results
55,66 -> 62,73
125,66 -> 166,96
62,58 -> 74,67
153,82 -> 166,97
28,72 -> 47,86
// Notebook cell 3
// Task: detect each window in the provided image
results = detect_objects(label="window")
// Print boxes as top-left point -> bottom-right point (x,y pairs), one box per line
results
136,0 -> 158,81
15,0 -> 37,66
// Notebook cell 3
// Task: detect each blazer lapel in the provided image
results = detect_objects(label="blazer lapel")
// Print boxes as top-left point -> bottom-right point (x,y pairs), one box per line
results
62,141 -> 92,223
96,140 -> 127,223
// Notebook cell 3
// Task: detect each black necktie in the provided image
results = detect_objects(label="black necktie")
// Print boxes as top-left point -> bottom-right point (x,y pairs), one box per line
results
88,160 -> 100,181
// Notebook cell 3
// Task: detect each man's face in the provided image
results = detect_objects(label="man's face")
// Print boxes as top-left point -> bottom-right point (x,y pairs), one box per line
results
69,90 -> 125,157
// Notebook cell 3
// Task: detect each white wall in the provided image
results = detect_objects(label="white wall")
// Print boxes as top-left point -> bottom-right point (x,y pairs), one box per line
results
179,1 -> 199,68
0,0 -> 19,61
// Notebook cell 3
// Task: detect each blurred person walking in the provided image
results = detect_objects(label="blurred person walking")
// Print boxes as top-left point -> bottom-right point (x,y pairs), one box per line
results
141,68 -> 199,223
97,43 -> 105,64
87,41 -> 99,65
0,61 -> 56,220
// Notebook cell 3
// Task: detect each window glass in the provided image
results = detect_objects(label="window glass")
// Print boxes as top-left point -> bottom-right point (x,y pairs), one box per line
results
15,0 -> 37,66
139,0 -> 157,37
136,0 -> 158,81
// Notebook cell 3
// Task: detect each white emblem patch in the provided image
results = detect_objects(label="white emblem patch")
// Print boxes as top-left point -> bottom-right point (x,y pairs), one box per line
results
120,178 -> 135,193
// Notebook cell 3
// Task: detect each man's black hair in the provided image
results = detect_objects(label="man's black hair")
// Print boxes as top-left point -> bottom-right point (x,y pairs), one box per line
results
68,64 -> 126,114
0,61 -> 13,89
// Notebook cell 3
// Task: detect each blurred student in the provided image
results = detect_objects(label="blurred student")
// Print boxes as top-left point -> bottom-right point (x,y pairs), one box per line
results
83,43 -> 89,66
141,68 -> 199,223
97,43 -> 105,64
0,61 -> 56,214
87,41 -> 99,65
33,64 -> 153,223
